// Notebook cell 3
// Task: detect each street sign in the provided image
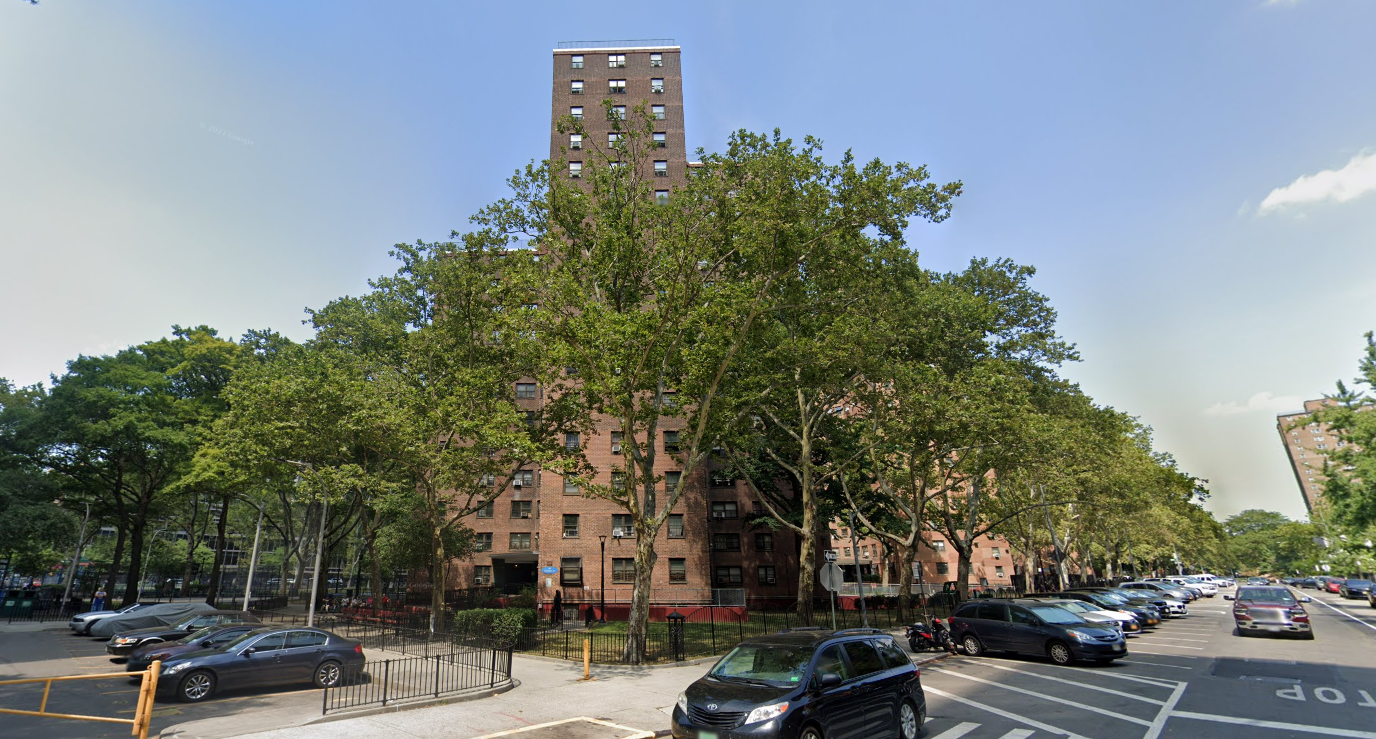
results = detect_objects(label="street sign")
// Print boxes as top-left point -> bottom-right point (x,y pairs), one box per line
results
824,549 -> 838,563
819,563 -> 844,592
540,566 -> 559,575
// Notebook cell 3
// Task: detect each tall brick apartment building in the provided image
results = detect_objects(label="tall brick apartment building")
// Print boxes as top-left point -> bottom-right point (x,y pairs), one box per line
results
1277,398 -> 1343,516
446,41 -> 1014,615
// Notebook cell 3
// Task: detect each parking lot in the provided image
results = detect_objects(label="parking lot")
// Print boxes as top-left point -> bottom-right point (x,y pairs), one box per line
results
920,587 -> 1376,739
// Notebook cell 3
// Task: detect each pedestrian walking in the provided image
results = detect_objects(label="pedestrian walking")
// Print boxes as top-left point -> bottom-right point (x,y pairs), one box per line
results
552,589 -> 563,627
91,588 -> 106,611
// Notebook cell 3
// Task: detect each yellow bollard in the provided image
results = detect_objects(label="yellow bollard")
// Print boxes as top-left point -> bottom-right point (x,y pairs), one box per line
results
580,637 -> 594,681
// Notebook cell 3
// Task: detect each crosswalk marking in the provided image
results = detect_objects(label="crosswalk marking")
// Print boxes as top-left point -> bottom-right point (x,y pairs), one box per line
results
929,722 -> 981,739
929,667 -> 1153,727
998,730 -> 1035,739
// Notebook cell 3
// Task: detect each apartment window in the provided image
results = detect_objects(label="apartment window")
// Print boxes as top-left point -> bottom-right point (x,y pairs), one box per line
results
935,562 -> 949,575
991,547 -> 1001,560
612,105 -> 626,119
570,106 -> 583,120
664,471 -> 681,492
510,501 -> 533,519
669,558 -> 686,582
752,501 -> 763,514
608,79 -> 626,94
711,501 -> 739,519
480,473 -> 496,487
476,501 -> 494,519
569,162 -> 582,178
514,470 -> 535,488
570,80 -> 584,95
562,514 -> 580,538
755,532 -> 774,551
612,513 -> 634,536
932,540 -> 946,553
663,430 -> 680,453
654,161 -> 668,177
655,190 -> 669,205
525,410 -> 539,426
560,557 -> 582,586
608,53 -> 626,68
650,52 -> 662,67
652,132 -> 666,148
474,533 -> 492,552
510,532 -> 532,550
712,533 -> 740,551
516,383 -> 537,399
715,566 -> 743,585
844,547 -> 852,557
861,545 -> 869,557
605,431 -> 623,454
758,566 -> 777,585
667,513 -> 685,538
607,132 -> 622,147
652,105 -> 666,120
995,566 -> 1005,578
611,471 -> 626,490
651,78 -> 664,93
474,565 -> 492,585
565,432 -> 580,450
612,558 -> 635,583
571,54 -> 583,69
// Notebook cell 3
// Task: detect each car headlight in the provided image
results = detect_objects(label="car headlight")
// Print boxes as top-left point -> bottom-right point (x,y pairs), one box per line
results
1066,629 -> 1092,642
162,662 -> 191,676
676,692 -> 688,714
745,701 -> 789,725
116,637 -> 138,644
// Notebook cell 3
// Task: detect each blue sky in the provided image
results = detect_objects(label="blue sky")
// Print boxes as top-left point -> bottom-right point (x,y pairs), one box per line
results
3,1 -> 1374,521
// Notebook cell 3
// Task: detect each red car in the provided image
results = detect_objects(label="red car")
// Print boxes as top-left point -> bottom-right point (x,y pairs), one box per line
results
1228,586 -> 1314,639
1324,579 -> 1343,594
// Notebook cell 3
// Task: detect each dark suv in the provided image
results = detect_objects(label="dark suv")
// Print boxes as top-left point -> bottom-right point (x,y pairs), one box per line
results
672,628 -> 925,739
949,598 -> 1127,666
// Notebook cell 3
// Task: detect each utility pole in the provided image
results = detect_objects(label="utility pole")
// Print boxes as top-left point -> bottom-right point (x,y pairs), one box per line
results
848,510 -> 868,627
61,502 -> 92,607
241,508 -> 263,613
307,496 -> 328,627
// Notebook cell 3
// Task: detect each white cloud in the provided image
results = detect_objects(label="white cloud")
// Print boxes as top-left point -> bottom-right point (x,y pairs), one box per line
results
1203,391 -> 1305,417
1258,151 -> 1376,214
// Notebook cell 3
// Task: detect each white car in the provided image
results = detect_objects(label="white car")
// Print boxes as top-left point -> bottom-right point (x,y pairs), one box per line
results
69,602 -> 151,635
1038,599 -> 1144,634
1179,578 -> 1218,596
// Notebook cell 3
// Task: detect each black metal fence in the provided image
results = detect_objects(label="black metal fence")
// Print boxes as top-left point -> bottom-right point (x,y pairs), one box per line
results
322,642 -> 513,714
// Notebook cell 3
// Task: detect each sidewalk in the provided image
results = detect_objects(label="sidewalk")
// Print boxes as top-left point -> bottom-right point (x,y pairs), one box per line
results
161,647 -> 950,739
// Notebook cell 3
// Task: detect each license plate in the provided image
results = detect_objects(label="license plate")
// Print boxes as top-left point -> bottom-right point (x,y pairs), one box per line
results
698,732 -> 718,739
1267,626 -> 1281,633
1113,644 -> 1124,651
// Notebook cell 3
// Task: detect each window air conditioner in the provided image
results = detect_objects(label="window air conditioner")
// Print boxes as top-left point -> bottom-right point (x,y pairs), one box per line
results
712,511 -> 726,519
513,480 -> 522,488
611,444 -> 621,453
613,528 -> 625,538
766,577 -> 776,585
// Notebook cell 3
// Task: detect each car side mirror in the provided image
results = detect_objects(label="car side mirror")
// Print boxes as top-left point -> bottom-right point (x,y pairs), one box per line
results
818,673 -> 842,689
242,648 -> 256,657
1223,595 -> 1233,600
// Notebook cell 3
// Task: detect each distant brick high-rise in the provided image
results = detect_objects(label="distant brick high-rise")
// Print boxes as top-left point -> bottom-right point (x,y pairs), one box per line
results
1277,398 -> 1342,516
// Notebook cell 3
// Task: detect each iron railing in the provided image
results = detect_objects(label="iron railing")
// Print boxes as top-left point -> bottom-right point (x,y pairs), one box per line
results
322,644 -> 512,714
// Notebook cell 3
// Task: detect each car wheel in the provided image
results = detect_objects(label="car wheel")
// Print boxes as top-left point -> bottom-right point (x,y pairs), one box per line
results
314,660 -> 343,688
800,726 -> 825,739
899,699 -> 922,739
909,637 -> 923,652
961,635 -> 983,657
178,670 -> 215,702
1047,640 -> 1074,666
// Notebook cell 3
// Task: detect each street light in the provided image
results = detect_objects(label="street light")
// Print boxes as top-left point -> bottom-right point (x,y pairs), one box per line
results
137,527 -> 168,601
597,534 -> 607,624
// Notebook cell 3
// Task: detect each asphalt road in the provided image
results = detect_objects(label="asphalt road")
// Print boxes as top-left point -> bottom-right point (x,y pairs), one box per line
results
920,586 -> 1376,739
0,624 -> 320,739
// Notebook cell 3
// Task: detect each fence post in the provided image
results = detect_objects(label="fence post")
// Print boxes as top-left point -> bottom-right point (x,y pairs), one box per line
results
490,647 -> 497,688
434,654 -> 441,698
382,660 -> 390,706
322,675 -> 329,715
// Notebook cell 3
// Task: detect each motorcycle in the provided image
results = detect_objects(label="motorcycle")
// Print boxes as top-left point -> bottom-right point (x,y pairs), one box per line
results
906,621 -> 938,652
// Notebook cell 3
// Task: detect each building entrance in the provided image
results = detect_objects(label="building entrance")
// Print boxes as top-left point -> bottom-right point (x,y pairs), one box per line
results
493,558 -> 538,595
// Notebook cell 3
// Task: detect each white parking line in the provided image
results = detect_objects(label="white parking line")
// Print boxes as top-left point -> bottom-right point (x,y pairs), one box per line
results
929,722 -> 981,739
1130,642 -> 1204,649
928,667 -> 1153,726
1170,710 -> 1376,738
1120,659 -> 1192,670
1309,596 -> 1376,634
998,730 -> 1035,739
924,685 -> 1091,739
975,661 -> 1169,702
1143,682 -> 1188,739
1133,636 -> 1209,642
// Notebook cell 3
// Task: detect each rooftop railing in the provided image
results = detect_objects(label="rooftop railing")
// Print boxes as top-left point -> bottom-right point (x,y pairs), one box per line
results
556,39 -> 677,50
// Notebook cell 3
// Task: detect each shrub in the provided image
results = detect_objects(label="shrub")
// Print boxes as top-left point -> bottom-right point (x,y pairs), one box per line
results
453,608 -> 537,643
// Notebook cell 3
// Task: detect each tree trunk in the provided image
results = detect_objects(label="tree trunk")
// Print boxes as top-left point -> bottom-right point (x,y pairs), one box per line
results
121,522 -> 145,607
955,547 -> 972,600
622,530 -> 657,664
205,494 -> 231,606
104,524 -> 127,600
899,542 -> 916,619
429,524 -> 446,634
794,497 -> 817,626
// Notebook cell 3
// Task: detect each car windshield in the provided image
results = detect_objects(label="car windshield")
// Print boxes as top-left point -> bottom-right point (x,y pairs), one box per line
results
1088,593 -> 1125,607
708,644 -> 812,687
1239,588 -> 1295,604
1346,580 -> 1372,587
177,626 -> 223,645
1029,606 -> 1087,625
1053,601 -> 1094,613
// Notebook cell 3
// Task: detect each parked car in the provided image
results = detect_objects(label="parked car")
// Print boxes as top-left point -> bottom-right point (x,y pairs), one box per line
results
69,602 -> 156,635
1098,587 -> 1187,617
949,599 -> 1127,666
671,628 -> 925,739
90,602 -> 219,638
1120,582 -> 1195,606
1042,591 -> 1158,627
106,610 -> 260,656
1179,577 -> 1218,596
1226,586 -> 1313,639
1368,588 -> 1375,609
1023,596 -> 1141,633
1324,579 -> 1344,594
1339,579 -> 1374,599
1297,578 -> 1319,589
126,623 -> 262,672
157,626 -> 364,702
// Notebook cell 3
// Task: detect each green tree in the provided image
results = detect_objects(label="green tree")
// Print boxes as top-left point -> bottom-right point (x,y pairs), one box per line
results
1316,332 -> 1376,529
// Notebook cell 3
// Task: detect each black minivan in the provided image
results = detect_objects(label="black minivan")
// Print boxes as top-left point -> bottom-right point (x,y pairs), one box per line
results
671,628 -> 925,739
949,598 -> 1127,666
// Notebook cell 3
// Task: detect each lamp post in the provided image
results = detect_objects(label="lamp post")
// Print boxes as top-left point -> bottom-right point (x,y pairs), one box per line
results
598,534 -> 607,624
61,502 -> 92,607
137,527 -> 168,602
241,507 -> 264,613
